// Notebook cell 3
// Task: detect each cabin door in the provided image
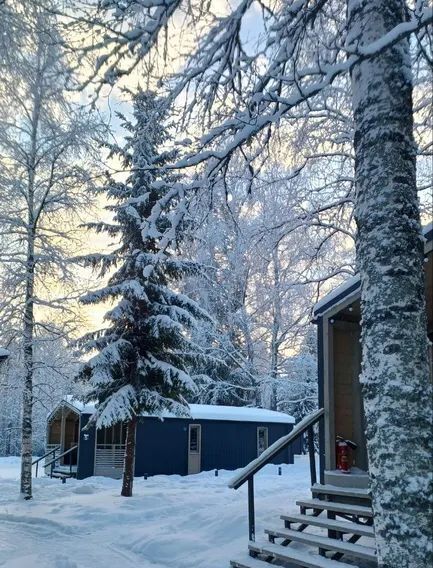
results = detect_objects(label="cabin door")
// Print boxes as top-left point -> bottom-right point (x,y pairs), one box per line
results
187,424 -> 201,474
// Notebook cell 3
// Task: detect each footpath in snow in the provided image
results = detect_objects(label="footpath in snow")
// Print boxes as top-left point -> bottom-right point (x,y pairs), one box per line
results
0,456 -> 311,568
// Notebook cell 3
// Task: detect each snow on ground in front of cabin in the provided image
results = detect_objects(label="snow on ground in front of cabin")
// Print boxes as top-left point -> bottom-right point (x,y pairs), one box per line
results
0,456 -> 312,568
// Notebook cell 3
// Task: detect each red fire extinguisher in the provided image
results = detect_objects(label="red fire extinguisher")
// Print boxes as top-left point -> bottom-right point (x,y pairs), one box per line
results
336,436 -> 358,473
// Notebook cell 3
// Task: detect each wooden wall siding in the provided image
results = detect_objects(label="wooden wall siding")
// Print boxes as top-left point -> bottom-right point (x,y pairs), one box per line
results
74,417 -> 299,479
134,418 -> 296,477
332,320 -> 368,470
64,417 -> 78,448
48,420 -> 61,444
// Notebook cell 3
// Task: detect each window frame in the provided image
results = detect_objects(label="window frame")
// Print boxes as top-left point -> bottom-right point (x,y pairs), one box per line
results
188,424 -> 201,454
257,426 -> 269,457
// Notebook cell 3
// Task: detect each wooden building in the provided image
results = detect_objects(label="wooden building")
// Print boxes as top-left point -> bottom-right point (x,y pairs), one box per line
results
43,399 -> 297,480
229,223 -> 432,568
313,222 -> 432,488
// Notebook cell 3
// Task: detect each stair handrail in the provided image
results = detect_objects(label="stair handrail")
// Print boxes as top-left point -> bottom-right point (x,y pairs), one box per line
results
32,445 -> 60,478
228,407 -> 324,542
45,444 -> 78,468
45,444 -> 78,478
229,407 -> 324,489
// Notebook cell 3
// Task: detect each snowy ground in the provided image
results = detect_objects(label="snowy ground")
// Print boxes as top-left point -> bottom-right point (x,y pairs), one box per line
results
0,456 -> 315,568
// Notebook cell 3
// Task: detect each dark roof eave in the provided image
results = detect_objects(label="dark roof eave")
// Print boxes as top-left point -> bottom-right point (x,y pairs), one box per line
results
312,222 -> 433,319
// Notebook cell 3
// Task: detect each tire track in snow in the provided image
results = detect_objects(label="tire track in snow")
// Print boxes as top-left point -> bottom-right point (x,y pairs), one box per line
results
0,513 -> 78,536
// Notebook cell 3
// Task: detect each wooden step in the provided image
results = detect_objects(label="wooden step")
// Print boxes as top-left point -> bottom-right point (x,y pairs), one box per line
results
230,556 -> 274,568
51,472 -> 72,478
248,542 -> 359,568
311,484 -> 371,500
263,528 -> 376,562
280,513 -> 375,538
296,499 -> 373,518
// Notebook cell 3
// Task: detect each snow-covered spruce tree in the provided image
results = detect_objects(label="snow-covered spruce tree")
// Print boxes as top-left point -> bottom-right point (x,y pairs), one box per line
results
348,1 -> 433,564
78,91 -> 209,497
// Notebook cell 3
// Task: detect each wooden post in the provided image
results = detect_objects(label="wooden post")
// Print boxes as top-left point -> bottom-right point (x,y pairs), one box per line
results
248,477 -> 255,542
59,407 -> 66,465
308,426 -> 317,487
319,414 -> 325,485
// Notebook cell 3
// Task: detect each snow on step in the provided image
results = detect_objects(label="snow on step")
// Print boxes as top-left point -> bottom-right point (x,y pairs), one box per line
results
296,499 -> 373,517
230,556 -> 275,568
311,484 -> 371,500
263,528 -> 376,562
248,542 -> 359,568
280,513 -> 375,537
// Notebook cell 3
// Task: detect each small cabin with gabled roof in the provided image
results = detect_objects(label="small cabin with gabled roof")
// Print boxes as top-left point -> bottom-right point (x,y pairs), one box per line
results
42,398 -> 297,480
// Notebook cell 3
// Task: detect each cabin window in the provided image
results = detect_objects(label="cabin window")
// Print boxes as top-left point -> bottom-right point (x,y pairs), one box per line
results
189,425 -> 201,454
257,427 -> 268,457
97,423 -> 127,447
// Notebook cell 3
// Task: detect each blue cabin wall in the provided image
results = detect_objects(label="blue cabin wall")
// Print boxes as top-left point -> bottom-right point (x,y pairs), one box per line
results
76,416 -> 298,479
134,418 -> 295,477
77,413 -> 96,480
135,418 -> 188,476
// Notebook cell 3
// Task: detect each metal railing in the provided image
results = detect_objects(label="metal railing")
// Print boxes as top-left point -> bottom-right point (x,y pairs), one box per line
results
228,407 -> 325,542
32,446 -> 60,478
44,445 -> 78,479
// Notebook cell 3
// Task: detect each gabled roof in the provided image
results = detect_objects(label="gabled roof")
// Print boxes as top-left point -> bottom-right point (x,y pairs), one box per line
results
53,397 -> 295,424
313,222 -> 433,319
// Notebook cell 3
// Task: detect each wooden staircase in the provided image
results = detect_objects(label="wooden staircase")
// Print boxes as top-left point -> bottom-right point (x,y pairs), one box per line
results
50,465 -> 77,480
230,484 -> 376,568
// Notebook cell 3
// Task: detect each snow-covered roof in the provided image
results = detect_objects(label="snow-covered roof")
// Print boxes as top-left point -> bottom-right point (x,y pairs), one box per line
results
186,404 -> 295,424
61,398 -> 295,424
313,274 -> 360,318
0,348 -> 10,360
313,222 -> 433,318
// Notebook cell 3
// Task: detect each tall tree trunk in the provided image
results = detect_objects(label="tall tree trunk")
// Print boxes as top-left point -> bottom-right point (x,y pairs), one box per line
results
20,30 -> 43,499
20,230 -> 35,499
348,1 -> 433,565
121,415 -> 137,497
270,246 -> 281,378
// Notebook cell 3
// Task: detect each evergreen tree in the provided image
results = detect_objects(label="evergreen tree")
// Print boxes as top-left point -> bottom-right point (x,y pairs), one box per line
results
78,91 -> 209,496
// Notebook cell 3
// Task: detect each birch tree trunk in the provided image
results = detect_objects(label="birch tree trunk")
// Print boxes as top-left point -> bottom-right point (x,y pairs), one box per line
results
268,246 -> 282,411
348,1 -> 433,565
20,55 -> 41,498
20,228 -> 35,499
121,415 -> 137,497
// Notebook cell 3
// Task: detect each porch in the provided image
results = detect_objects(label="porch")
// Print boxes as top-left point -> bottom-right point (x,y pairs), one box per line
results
229,409 -> 376,568
43,403 -> 80,479
229,224 -> 432,566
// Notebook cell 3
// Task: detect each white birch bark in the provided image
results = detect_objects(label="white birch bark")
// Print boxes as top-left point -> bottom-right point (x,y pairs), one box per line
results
20,38 -> 43,499
348,1 -> 433,565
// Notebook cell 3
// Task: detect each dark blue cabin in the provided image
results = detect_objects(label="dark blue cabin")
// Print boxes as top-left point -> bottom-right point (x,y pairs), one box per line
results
45,399 -> 298,480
